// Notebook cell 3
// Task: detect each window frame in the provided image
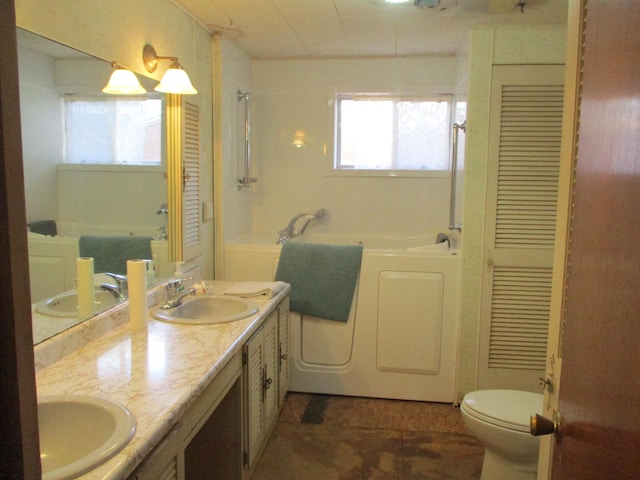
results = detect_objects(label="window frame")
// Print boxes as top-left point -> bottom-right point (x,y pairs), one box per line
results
329,92 -> 454,178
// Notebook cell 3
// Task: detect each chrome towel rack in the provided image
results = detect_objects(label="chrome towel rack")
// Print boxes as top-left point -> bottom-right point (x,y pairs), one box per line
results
237,90 -> 257,188
449,121 -> 465,232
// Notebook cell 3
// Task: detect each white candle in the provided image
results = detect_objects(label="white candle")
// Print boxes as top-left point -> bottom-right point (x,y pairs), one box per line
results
127,259 -> 148,331
77,257 -> 94,319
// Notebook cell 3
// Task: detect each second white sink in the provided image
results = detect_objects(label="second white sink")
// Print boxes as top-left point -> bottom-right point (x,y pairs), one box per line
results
35,290 -> 120,318
151,295 -> 259,324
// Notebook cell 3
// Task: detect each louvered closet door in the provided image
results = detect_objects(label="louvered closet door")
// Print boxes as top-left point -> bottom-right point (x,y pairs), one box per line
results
182,99 -> 201,262
166,95 -> 201,263
244,330 -> 265,470
478,64 -> 565,390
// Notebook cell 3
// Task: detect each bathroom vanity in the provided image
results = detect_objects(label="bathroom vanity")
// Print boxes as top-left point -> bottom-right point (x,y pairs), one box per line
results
34,280 -> 290,480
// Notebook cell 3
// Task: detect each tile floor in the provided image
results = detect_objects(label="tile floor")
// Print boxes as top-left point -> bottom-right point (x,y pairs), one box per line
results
252,393 -> 484,480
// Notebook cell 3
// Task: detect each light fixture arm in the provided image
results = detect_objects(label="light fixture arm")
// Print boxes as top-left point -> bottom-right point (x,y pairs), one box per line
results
143,45 -> 178,73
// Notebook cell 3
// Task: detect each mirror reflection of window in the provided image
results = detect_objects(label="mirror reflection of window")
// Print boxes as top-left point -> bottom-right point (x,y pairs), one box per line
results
64,97 -> 162,165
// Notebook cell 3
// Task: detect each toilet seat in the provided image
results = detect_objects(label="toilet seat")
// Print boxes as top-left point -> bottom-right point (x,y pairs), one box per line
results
461,390 -> 542,433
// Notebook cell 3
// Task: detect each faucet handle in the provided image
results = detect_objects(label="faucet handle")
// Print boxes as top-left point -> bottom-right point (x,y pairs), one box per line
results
165,278 -> 183,296
165,277 -> 193,296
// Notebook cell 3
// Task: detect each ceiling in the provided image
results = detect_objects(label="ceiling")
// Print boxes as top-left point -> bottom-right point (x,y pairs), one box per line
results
172,0 -> 568,59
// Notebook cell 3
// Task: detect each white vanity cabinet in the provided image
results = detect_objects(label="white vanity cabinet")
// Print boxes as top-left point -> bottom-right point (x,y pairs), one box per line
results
243,298 -> 290,477
130,352 -> 243,480
129,294 -> 290,480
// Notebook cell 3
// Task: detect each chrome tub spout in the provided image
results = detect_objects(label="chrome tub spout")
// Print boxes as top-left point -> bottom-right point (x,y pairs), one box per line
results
277,208 -> 327,244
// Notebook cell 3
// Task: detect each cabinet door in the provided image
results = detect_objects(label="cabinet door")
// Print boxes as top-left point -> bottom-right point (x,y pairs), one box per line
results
243,300 -> 289,474
262,312 -> 279,431
277,299 -> 290,407
244,328 -> 265,470
133,427 -> 183,480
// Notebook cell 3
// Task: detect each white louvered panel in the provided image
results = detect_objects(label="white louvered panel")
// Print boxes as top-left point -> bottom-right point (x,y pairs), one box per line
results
245,335 -> 264,469
495,85 -> 564,249
156,459 -> 179,480
478,64 -> 564,390
489,266 -> 552,369
182,100 -> 201,259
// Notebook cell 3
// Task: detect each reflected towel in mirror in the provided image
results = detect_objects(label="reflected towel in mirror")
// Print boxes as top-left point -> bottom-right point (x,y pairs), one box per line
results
79,235 -> 153,275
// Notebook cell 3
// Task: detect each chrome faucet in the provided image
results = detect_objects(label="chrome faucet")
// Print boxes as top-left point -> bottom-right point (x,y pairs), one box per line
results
101,272 -> 128,299
161,287 -> 197,309
100,284 -> 123,300
277,208 -> 327,245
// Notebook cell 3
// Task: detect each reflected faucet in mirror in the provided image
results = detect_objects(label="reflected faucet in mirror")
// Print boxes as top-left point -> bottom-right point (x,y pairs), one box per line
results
100,273 -> 129,300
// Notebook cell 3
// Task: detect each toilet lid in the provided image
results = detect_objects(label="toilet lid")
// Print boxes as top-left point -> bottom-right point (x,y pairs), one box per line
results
461,390 -> 543,433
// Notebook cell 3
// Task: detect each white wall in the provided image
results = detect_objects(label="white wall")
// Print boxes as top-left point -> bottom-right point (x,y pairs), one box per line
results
220,37 -> 253,242
250,56 -> 458,240
18,47 -> 63,223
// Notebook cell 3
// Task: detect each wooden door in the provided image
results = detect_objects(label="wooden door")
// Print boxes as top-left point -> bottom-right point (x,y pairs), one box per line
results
0,1 -> 41,477
548,0 -> 640,477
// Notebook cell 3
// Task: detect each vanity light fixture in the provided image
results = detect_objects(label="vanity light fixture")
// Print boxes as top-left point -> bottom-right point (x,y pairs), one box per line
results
102,63 -> 147,95
292,130 -> 306,148
142,44 -> 198,95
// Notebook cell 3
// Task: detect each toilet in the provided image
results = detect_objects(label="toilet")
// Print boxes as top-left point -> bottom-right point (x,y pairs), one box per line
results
460,389 -> 543,480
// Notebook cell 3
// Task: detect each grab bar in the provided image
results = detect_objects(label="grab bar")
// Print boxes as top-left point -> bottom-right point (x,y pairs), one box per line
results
449,121 -> 465,232
237,90 -> 257,188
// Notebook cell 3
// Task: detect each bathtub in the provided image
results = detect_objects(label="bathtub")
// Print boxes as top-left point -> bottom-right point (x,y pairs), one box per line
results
224,233 -> 461,403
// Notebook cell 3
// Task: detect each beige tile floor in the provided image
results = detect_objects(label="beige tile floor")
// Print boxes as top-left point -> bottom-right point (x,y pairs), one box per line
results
252,393 -> 484,480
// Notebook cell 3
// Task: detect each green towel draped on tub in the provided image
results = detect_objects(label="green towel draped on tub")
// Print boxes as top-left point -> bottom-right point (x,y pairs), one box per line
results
79,235 -> 153,275
275,242 -> 363,322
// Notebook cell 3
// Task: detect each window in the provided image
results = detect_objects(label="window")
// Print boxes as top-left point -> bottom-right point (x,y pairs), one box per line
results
64,97 -> 162,165
334,93 -> 452,174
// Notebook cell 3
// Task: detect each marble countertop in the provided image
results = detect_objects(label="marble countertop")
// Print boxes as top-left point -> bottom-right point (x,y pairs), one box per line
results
35,280 -> 290,480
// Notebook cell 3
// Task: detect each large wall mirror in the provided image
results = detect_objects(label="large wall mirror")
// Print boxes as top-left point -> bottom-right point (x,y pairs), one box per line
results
18,28 -> 172,344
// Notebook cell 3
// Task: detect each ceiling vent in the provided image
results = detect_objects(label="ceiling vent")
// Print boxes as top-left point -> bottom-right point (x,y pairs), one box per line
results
459,0 -> 523,13
414,0 -> 459,8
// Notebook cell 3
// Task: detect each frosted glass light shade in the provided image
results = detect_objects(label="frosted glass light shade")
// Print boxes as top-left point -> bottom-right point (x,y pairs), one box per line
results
154,65 -> 198,95
102,69 -> 147,95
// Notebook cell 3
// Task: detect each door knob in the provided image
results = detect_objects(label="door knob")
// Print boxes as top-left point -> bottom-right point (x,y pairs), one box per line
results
530,412 -> 562,442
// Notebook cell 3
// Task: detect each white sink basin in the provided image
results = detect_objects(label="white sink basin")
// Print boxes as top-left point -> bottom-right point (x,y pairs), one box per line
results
151,295 -> 259,324
35,290 -> 120,318
38,395 -> 136,480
